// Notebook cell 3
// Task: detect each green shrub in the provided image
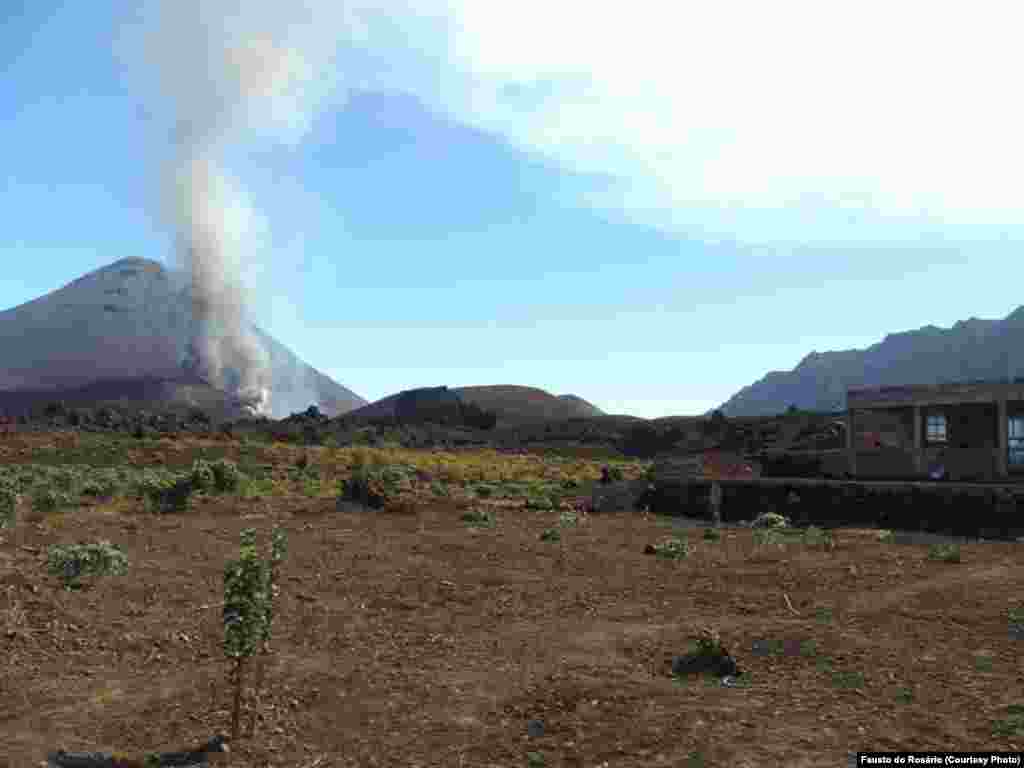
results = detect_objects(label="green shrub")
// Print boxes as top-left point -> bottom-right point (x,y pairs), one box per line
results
751,512 -> 789,529
47,540 -> 128,589
651,537 -> 692,559
240,476 -> 275,499
694,627 -> 725,657
927,543 -> 961,563
803,526 -> 834,548
339,466 -> 389,509
540,528 -> 561,542
524,495 -> 555,511
0,485 -> 18,529
558,510 -> 579,527
702,527 -> 721,541
831,670 -> 865,689
49,469 -> 79,491
80,480 -> 105,497
993,705 -> 1024,738
32,488 -> 73,513
190,459 -> 216,493
877,529 -> 896,543
211,459 -> 242,492
301,474 -> 322,498
138,472 -> 194,513
753,528 -> 786,547
1009,605 -> 1024,628
473,483 -> 497,498
461,508 -> 495,528
80,470 -> 119,498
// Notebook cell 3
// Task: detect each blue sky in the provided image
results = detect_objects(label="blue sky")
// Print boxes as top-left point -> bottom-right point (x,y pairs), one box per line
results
2,1 -> 1023,417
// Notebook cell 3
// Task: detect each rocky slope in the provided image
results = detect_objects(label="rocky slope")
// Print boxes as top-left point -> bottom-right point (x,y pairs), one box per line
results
717,308 -> 1024,417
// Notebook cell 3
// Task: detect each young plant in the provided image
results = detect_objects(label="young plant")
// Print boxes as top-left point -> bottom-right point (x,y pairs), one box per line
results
189,459 -> 216,493
461,508 -> 495,528
650,537 -> 692,560
1008,606 -> 1024,639
524,495 -> 555,511
46,540 -> 128,590
223,526 -> 288,743
137,471 -> 194,513
211,459 -> 242,492
927,542 -> 961,563
751,511 -> 789,529
993,704 -> 1024,738
831,670 -> 865,689
247,527 -> 287,737
802,526 -> 834,549
0,480 -> 18,529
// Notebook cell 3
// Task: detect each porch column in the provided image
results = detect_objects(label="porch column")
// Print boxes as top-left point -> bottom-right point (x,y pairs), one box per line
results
847,408 -> 856,477
913,405 -> 923,474
997,398 -> 1008,478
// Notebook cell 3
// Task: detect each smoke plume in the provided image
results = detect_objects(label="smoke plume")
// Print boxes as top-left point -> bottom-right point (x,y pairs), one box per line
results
126,0 -> 347,416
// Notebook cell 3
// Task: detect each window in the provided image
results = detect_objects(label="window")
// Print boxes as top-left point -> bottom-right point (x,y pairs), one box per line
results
1010,417 -> 1024,467
926,413 -> 947,443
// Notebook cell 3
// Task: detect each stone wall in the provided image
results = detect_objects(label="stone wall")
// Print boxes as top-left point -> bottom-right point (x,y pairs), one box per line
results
648,475 -> 1024,540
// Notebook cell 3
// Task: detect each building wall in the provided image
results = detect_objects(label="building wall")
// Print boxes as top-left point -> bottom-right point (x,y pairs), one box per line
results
921,402 -> 998,480
850,402 -> 1007,480
852,448 -> 917,478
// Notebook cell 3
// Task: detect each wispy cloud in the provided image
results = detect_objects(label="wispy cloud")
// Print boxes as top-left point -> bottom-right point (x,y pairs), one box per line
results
330,1 -> 1024,243
120,1 -> 1024,259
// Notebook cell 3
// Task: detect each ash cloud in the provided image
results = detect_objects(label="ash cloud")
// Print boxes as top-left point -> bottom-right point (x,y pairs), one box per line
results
122,0 -> 351,417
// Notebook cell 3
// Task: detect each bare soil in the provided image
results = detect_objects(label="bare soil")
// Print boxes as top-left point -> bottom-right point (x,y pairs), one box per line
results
2,446 -> 1024,767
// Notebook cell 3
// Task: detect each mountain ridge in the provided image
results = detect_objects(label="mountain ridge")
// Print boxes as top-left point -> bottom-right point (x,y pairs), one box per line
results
717,306 -> 1024,417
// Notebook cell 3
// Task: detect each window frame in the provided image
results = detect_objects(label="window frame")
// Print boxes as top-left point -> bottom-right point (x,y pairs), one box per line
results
1009,416 -> 1024,467
925,412 -> 948,444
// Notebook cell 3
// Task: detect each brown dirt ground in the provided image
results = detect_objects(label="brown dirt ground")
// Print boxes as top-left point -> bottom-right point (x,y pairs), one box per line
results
2,446 -> 1024,767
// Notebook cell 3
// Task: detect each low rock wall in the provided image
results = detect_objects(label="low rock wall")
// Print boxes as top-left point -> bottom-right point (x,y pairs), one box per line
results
649,477 -> 1024,540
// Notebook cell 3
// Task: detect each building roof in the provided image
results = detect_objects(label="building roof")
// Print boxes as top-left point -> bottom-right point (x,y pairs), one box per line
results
848,380 -> 1024,408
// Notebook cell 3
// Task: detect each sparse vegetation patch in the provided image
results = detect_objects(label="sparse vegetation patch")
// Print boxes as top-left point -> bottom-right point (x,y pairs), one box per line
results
46,540 -> 128,590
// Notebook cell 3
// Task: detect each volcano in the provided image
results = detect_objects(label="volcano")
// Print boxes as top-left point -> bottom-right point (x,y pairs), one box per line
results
0,257 -> 366,419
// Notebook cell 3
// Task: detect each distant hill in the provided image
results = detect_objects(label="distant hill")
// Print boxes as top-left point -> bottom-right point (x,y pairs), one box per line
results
717,306 -> 1024,417
344,385 -> 605,427
555,393 -> 605,418
453,385 -> 604,425
0,257 -> 366,418
341,386 -> 459,424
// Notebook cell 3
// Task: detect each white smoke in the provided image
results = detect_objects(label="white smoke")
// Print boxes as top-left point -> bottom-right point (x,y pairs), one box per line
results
122,0 -> 351,417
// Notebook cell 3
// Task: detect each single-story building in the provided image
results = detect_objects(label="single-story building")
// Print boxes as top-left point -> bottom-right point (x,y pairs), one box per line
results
846,381 -> 1024,481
